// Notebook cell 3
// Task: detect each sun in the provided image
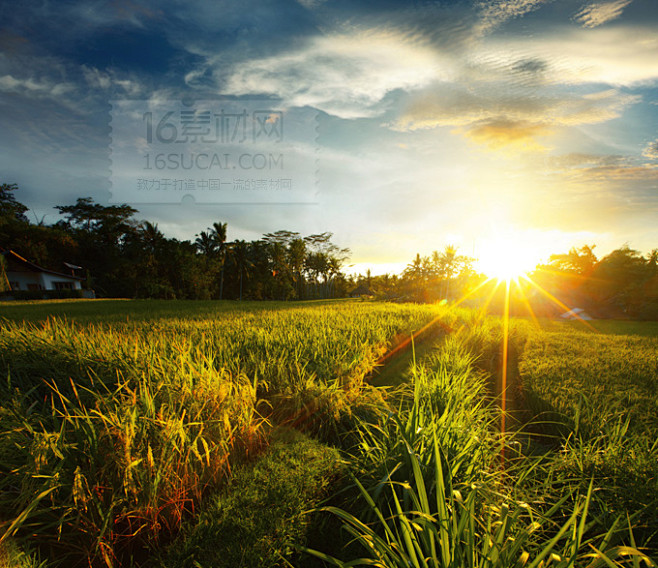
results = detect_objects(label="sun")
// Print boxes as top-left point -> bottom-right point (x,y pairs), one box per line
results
476,235 -> 542,281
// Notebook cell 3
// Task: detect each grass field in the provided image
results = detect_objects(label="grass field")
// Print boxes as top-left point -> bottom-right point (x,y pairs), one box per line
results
0,299 -> 445,566
1,299 -> 656,567
518,320 -> 658,550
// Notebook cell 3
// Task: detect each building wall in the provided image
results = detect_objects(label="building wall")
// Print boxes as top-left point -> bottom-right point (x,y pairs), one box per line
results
7,271 -> 82,291
7,271 -> 44,291
41,272 -> 82,290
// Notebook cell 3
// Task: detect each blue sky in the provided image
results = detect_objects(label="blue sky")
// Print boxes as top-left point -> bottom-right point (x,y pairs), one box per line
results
1,0 -> 657,274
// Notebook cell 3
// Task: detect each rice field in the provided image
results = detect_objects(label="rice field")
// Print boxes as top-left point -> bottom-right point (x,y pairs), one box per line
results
0,299 -> 446,566
517,321 -> 658,550
1,299 -> 656,567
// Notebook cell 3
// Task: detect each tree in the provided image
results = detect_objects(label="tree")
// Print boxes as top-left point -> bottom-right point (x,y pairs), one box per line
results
547,245 -> 597,275
231,240 -> 253,301
0,254 -> 9,292
302,233 -> 350,299
0,183 -> 28,222
434,245 -> 471,301
195,231 -> 216,257
288,237 -> 307,299
590,245 -> 648,314
210,222 -> 228,300
268,240 -> 294,300
404,254 -> 423,280
55,197 -> 137,236
53,197 -> 139,296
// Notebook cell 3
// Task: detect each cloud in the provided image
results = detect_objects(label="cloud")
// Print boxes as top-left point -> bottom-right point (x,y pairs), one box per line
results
574,0 -> 633,28
296,0 -> 326,8
0,50 -> 149,113
458,119 -> 551,152
546,153 -> 628,168
643,140 -> 658,160
482,25 -> 658,86
223,28 -> 450,118
568,165 -> 658,181
393,85 -> 639,151
0,72 -> 76,100
476,0 -> 551,34
396,86 -> 636,128
542,152 -> 658,184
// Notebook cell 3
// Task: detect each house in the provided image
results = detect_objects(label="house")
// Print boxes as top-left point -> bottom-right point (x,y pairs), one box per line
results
1,249 -> 84,292
350,282 -> 373,298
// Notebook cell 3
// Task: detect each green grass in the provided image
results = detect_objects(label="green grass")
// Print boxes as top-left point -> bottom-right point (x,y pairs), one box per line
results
304,324 -> 653,567
537,318 -> 658,338
0,298 -> 356,324
520,325 -> 658,438
2,299 -> 657,567
164,428 -> 344,568
0,300 -> 448,567
517,320 -> 658,552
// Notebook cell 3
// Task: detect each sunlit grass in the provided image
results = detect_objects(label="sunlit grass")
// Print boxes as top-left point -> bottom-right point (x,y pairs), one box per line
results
1,300 -> 657,566
305,325 -> 654,567
0,300 -> 446,566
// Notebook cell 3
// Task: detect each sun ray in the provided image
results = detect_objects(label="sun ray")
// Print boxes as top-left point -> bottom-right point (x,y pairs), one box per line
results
514,279 -> 541,328
501,277 -> 510,463
521,273 -> 598,332
452,276 -> 497,308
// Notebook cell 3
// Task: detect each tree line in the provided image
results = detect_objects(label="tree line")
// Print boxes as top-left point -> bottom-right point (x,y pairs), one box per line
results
348,245 -> 479,304
2,182 -> 657,317
0,184 -> 351,300
350,242 -> 658,319
531,244 -> 658,319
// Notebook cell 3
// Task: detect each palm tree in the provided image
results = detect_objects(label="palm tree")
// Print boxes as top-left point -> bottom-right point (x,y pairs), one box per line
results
438,245 -> 467,301
135,221 -> 169,298
210,222 -> 228,299
139,221 -> 165,254
288,237 -> 306,299
0,254 -> 10,292
404,253 -> 424,281
195,230 -> 216,257
232,240 -> 253,301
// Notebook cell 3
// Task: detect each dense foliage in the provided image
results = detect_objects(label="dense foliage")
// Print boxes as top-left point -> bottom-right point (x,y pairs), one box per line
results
352,243 -> 658,320
2,183 -> 657,317
0,184 -> 351,300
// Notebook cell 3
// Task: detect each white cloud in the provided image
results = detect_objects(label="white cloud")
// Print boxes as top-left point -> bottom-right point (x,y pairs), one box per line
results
392,83 -> 640,153
0,73 -> 76,97
395,86 -> 638,131
223,29 -> 452,118
643,140 -> 658,160
476,0 -> 551,34
82,66 -> 112,90
482,25 -> 658,86
574,0 -> 633,28
296,0 -> 326,9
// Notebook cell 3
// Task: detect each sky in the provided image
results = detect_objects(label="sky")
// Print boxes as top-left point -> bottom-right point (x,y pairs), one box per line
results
1,0 -> 657,275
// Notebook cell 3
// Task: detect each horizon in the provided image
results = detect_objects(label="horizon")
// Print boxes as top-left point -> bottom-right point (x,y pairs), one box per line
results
1,0 -> 657,276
